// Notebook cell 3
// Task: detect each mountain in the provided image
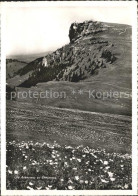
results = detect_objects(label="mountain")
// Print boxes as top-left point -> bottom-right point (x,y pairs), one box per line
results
7,21 -> 131,87
7,51 -> 52,63
7,20 -> 132,115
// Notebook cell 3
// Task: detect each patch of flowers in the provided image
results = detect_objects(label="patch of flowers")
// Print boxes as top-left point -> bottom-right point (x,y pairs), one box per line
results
6,140 -> 132,190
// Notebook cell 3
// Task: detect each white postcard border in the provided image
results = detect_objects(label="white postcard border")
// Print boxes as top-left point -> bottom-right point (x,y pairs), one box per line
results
1,1 -> 137,195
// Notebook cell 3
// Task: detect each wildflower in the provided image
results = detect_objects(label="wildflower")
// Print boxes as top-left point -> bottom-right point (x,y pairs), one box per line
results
14,170 -> 18,175
88,169 -> 91,171
91,153 -> 97,158
77,158 -> 81,162
72,168 -> 77,170
86,161 -> 89,165
85,180 -> 88,184
68,185 -> 74,190
108,172 -> 113,178
103,161 -> 108,165
64,162 -> 68,167
105,166 -> 110,170
60,178 -> 64,182
124,184 -> 129,189
101,179 -> 109,183
100,159 -> 103,163
82,154 -> 86,157
110,178 -> 115,181
65,146 -> 72,149
75,176 -> 79,180
68,179 -> 73,184
23,166 -> 27,170
36,186 -> 42,190
27,186 -> 34,190
49,145 -> 54,149
42,142 -> 46,146
80,180 -> 84,184
8,170 -> 12,174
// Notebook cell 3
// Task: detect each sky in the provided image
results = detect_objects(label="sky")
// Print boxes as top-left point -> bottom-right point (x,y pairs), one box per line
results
4,2 -> 134,56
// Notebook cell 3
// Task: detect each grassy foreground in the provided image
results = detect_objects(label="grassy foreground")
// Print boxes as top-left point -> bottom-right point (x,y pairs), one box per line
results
6,101 -> 132,190
7,140 -> 131,190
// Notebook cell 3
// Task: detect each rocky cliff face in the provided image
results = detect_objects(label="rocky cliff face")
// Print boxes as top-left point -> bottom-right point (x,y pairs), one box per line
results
69,21 -> 107,42
8,20 -> 131,88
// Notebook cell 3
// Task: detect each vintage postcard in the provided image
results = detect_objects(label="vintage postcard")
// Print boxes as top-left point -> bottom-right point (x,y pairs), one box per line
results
1,1 -> 137,195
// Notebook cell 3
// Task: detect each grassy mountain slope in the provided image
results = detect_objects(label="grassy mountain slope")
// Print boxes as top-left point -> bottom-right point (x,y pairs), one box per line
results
6,59 -> 27,80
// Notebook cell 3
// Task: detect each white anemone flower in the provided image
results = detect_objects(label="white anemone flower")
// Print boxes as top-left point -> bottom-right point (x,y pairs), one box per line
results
68,185 -> 74,190
36,186 -> 42,190
80,180 -> 84,184
101,179 -> 109,183
124,184 -> 129,189
45,187 -> 50,190
75,176 -> 79,180
14,170 -> 18,175
48,185 -> 53,188
68,179 -> 73,184
108,172 -> 113,178
8,170 -> 13,174
110,178 -> 115,182
103,161 -> 108,165
27,186 -> 34,190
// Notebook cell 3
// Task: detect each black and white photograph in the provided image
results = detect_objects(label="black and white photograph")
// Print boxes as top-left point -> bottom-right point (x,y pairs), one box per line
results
1,1 -> 137,195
